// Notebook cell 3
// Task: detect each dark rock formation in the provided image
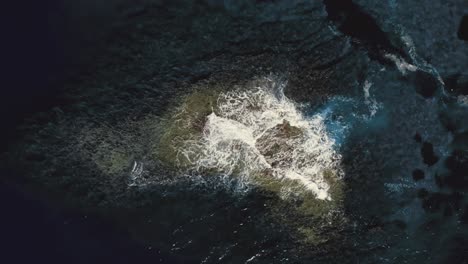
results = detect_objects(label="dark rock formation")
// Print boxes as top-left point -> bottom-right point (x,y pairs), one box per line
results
354,0 -> 468,76
458,15 -> 468,41
444,73 -> 468,95
444,150 -> 468,190
255,120 -> 302,168
412,70 -> 439,98
421,142 -> 439,166
323,0 -> 406,63
412,169 -> 425,181
422,192 -> 462,214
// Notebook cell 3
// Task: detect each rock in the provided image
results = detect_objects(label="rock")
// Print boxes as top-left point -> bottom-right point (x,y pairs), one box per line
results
273,119 -> 303,138
412,70 -> 439,98
353,0 -> 468,78
458,15 -> 468,41
422,191 -> 463,214
323,0 -> 406,62
421,193 -> 445,213
421,141 -> 439,166
412,169 -> 425,181
444,150 -> 468,190
255,120 -> 303,168
444,73 -> 468,95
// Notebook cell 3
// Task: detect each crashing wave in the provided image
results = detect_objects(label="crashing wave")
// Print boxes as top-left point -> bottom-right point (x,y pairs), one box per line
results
171,80 -> 343,201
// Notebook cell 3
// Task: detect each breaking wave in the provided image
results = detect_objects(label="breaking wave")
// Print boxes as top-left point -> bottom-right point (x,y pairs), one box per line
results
177,79 -> 343,200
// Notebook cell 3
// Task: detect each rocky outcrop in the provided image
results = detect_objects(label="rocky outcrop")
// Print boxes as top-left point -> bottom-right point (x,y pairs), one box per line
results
323,0 -> 406,63
458,15 -> 468,41
255,120 -> 303,168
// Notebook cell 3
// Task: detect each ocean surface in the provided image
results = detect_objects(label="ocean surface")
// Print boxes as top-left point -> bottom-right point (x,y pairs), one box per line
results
1,0 -> 468,263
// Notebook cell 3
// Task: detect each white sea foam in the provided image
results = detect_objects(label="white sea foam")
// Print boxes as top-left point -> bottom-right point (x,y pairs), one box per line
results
398,32 -> 446,90
458,95 -> 468,106
128,161 -> 146,187
178,79 -> 342,200
385,54 -> 418,75
363,80 -> 383,118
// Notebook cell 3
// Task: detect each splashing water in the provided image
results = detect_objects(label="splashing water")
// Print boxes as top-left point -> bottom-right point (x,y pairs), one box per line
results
178,80 -> 343,200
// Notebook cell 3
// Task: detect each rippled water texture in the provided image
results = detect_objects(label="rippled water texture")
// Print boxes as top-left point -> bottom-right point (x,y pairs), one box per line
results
3,0 -> 468,263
